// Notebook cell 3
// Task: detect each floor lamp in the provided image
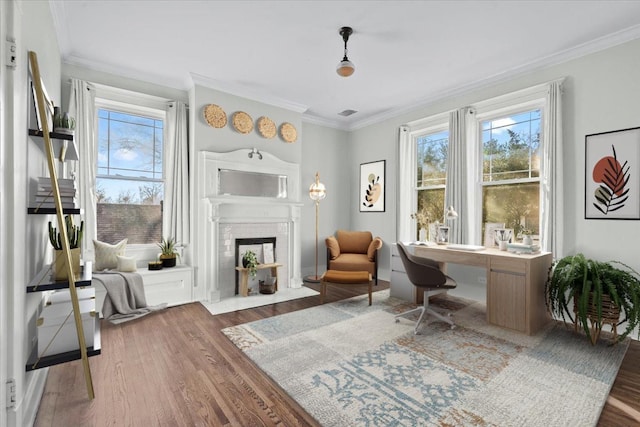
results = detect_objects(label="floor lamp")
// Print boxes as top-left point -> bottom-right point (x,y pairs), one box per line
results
305,172 -> 326,282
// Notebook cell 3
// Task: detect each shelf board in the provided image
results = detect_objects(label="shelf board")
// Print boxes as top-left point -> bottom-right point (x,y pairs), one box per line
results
27,262 -> 93,293
28,128 -> 79,161
26,315 -> 101,371
27,207 -> 81,215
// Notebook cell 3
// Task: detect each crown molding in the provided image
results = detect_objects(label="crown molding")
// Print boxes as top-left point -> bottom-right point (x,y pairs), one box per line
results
301,114 -> 350,131
190,73 -> 308,114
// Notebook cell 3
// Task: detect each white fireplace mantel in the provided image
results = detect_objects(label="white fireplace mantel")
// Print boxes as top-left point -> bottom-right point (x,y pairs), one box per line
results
195,150 -> 302,302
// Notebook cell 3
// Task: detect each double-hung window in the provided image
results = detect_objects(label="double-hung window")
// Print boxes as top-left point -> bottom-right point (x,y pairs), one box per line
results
479,109 -> 541,240
415,129 -> 449,239
402,82 -> 559,248
95,103 -> 165,244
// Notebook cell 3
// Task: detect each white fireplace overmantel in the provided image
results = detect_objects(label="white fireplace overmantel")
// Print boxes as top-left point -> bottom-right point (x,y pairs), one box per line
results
195,149 -> 303,302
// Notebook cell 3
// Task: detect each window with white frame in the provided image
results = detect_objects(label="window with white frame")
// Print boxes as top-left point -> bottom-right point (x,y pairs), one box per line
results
95,102 -> 165,244
400,81 -> 559,248
415,129 -> 449,239
480,109 -> 541,240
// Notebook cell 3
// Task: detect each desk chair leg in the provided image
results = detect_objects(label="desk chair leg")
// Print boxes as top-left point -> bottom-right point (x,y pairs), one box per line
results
395,291 -> 455,334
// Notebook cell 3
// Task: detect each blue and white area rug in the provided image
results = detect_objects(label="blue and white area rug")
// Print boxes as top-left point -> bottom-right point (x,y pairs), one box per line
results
222,290 -> 629,426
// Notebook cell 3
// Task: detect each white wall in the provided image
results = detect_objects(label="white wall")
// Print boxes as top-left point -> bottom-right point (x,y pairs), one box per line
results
347,37 -> 640,280
300,122 -> 350,277
2,1 -> 63,426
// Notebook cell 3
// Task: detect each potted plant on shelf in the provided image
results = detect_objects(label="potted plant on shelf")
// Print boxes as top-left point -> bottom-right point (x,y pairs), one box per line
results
52,107 -> 76,135
242,250 -> 259,278
157,237 -> 179,268
545,253 -> 640,344
48,216 -> 84,280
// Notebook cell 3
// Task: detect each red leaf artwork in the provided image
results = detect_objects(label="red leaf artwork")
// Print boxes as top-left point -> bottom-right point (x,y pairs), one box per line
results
592,145 -> 630,215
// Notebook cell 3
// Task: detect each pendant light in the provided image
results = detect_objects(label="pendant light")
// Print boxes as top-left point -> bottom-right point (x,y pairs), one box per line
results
336,26 -> 355,77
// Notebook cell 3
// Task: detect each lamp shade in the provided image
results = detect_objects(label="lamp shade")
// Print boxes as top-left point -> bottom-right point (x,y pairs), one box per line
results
336,59 -> 355,77
309,172 -> 326,201
446,206 -> 459,220
309,179 -> 326,201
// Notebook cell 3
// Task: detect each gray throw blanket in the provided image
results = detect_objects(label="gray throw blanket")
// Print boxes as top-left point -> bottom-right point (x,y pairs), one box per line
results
93,271 -> 167,324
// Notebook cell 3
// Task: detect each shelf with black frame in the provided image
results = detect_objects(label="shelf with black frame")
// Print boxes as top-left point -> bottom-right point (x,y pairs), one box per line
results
26,261 -> 93,293
25,315 -> 101,371
28,207 -> 81,215
28,128 -> 78,161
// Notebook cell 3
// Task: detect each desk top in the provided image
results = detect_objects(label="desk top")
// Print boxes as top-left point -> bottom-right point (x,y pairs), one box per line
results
409,243 -> 551,268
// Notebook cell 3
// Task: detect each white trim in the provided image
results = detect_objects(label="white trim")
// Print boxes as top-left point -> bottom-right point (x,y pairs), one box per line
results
190,73 -> 309,114
93,83 -> 169,112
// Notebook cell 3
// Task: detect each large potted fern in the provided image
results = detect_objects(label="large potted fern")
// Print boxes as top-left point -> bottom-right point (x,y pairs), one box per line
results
545,253 -> 640,344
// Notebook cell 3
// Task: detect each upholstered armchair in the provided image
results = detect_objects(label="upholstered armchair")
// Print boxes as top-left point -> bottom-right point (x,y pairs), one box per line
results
325,230 -> 383,285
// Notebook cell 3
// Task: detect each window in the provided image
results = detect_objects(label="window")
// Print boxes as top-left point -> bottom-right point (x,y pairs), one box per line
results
415,129 -> 449,239
481,109 -> 541,239
96,107 -> 165,244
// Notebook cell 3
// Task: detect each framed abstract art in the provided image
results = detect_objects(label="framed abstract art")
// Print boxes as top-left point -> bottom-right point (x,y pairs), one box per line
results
585,127 -> 640,220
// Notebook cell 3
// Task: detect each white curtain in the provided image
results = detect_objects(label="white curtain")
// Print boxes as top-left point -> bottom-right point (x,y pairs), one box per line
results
67,79 -> 97,260
164,101 -> 189,244
541,81 -> 564,256
397,125 -> 413,242
445,107 -> 472,244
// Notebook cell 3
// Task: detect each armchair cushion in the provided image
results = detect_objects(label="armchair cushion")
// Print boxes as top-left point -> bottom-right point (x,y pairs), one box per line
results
326,236 -> 340,260
367,237 -> 383,261
336,230 -> 372,254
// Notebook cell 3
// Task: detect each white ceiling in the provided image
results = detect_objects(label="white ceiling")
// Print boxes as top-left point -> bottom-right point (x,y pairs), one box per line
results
50,1 -> 640,130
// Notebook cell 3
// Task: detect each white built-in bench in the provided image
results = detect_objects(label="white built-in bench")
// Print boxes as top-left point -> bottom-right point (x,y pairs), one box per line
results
93,265 -> 193,314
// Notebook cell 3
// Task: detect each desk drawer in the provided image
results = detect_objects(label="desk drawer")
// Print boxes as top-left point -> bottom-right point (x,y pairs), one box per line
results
490,257 -> 526,275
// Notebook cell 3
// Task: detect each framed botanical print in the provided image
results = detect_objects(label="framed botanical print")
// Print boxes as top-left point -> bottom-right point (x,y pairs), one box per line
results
360,160 -> 385,212
585,127 -> 640,220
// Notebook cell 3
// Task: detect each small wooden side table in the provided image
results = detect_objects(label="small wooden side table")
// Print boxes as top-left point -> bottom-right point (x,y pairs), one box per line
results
235,263 -> 282,297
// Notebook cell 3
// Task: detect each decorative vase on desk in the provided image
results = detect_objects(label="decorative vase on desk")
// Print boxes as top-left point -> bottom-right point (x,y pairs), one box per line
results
418,228 -> 427,242
523,235 -> 533,246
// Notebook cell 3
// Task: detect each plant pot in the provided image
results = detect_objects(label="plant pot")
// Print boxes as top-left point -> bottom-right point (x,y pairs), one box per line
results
573,292 -> 621,344
259,277 -> 277,294
54,248 -> 81,281
148,261 -> 163,271
160,255 -> 177,268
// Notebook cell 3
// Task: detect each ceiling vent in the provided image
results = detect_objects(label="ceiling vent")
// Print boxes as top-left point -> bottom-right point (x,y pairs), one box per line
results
338,109 -> 358,117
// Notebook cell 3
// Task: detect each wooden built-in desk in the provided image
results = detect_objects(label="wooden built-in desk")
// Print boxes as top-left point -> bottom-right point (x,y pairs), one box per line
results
235,263 -> 281,297
411,245 -> 552,335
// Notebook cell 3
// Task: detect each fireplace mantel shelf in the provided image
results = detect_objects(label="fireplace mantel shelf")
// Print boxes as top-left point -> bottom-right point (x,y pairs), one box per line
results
206,197 -> 303,207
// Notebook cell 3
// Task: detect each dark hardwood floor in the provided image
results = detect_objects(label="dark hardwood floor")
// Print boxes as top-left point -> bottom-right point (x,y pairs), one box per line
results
34,281 -> 640,426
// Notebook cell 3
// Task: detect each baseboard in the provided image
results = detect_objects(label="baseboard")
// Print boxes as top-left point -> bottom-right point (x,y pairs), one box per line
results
20,368 -> 48,427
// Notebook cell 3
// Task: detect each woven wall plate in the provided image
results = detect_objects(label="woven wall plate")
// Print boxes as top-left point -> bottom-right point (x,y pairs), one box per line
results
280,122 -> 297,143
203,104 -> 227,128
257,116 -> 276,139
232,111 -> 253,134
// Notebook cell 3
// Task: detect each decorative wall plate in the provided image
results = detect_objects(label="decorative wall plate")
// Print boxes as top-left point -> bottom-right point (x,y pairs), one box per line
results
203,104 -> 227,128
232,111 -> 253,134
280,122 -> 297,143
257,116 -> 276,139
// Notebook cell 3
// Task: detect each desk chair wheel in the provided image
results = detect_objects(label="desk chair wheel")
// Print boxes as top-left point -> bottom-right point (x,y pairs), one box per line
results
395,318 -> 400,323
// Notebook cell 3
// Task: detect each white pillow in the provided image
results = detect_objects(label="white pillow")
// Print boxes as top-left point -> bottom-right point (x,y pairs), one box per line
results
93,239 -> 127,271
116,255 -> 137,272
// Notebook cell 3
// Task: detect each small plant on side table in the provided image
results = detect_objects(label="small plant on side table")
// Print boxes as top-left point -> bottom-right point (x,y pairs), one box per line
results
242,250 -> 259,277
